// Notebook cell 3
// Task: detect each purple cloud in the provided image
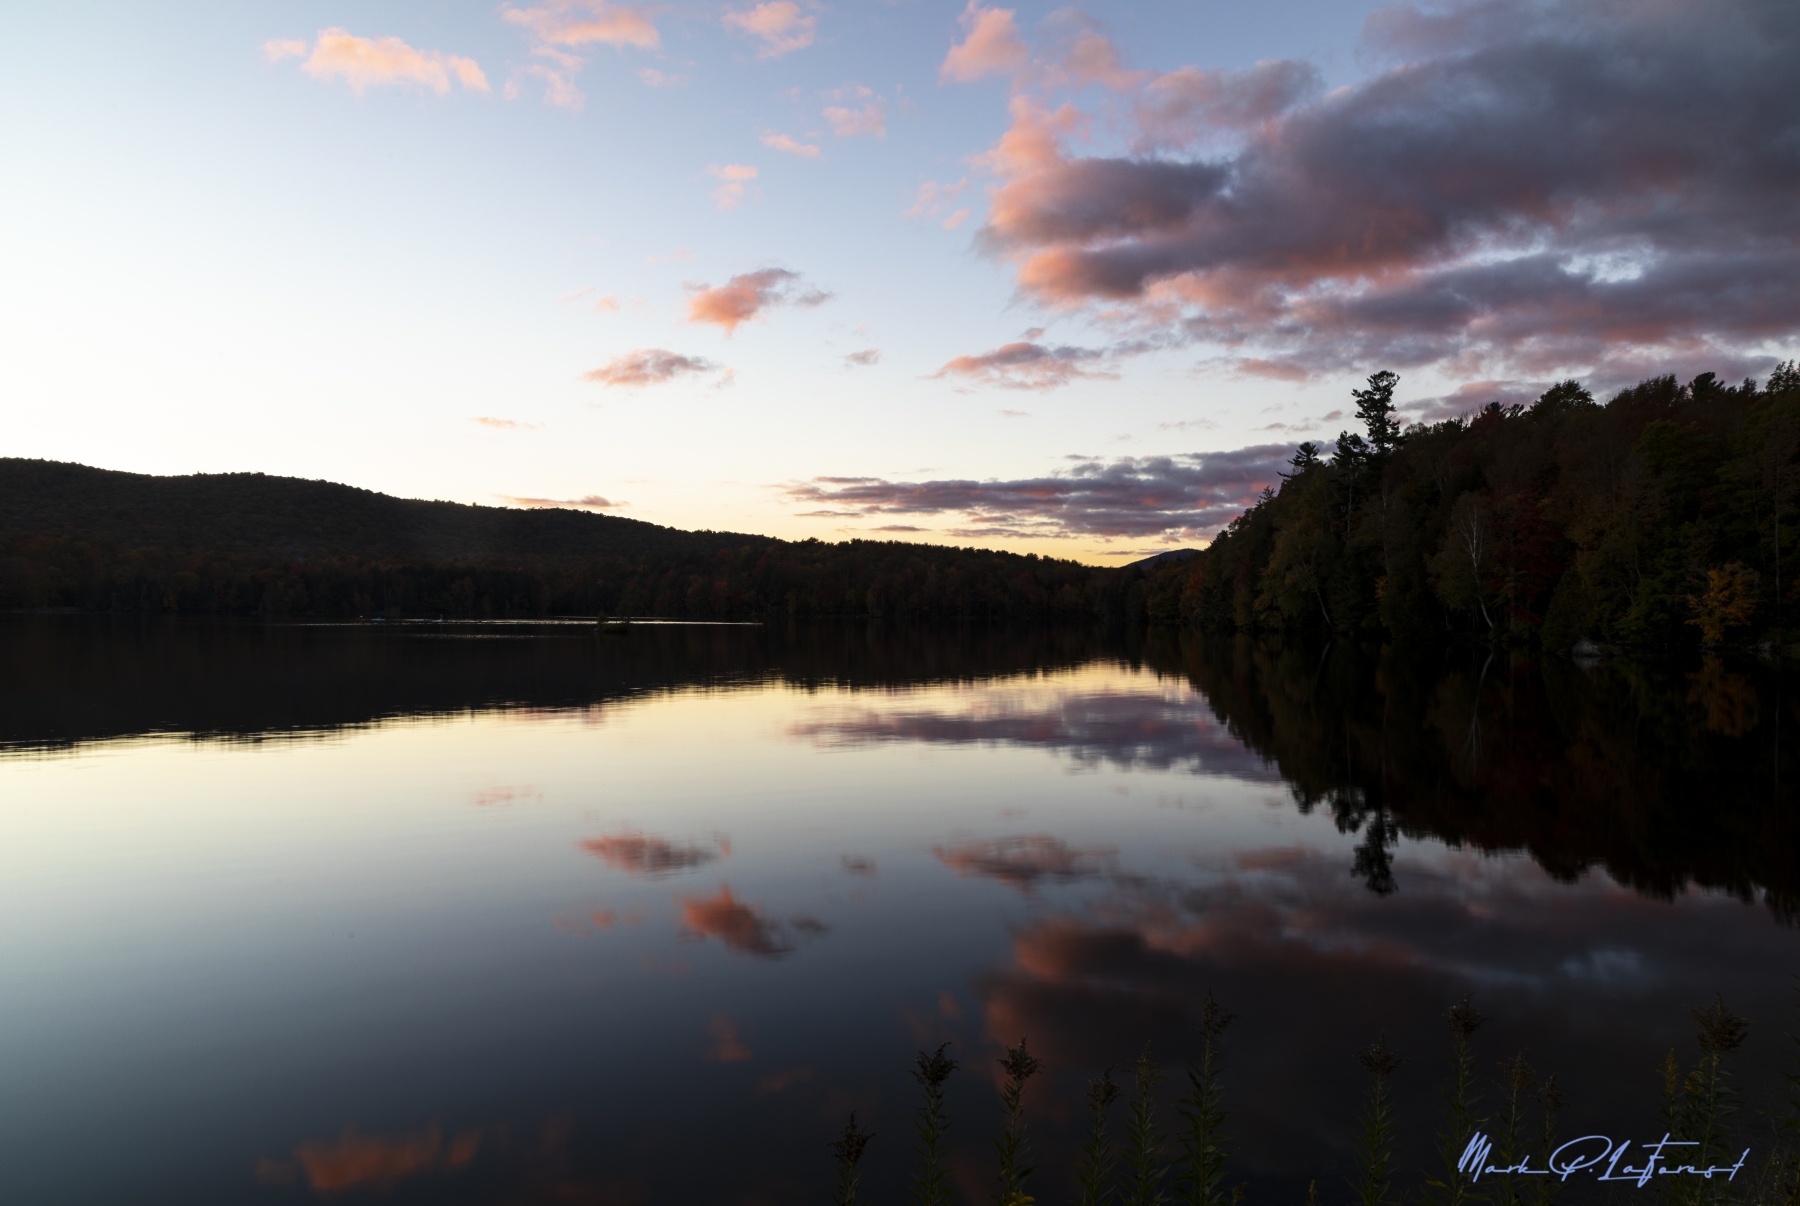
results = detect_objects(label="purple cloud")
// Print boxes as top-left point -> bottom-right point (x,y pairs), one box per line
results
786,443 -> 1292,540
973,0 -> 1800,387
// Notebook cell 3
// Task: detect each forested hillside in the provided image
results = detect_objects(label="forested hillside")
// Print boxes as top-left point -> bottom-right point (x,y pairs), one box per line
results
10,360 -> 1799,645
0,459 -> 760,565
1145,363 -> 1800,650
0,460 -> 1131,620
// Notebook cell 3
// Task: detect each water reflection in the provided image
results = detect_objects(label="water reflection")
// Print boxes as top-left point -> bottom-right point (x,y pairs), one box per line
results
794,687 -> 1278,780
269,1124 -> 482,1194
932,836 -> 1120,892
676,885 -> 826,958
579,832 -> 729,877
0,617 -> 1795,1206
1147,632 -> 1800,917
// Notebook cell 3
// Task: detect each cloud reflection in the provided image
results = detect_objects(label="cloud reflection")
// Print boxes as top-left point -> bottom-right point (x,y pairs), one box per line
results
704,1014 -> 753,1062
676,884 -> 825,958
933,835 -> 1116,892
579,831 -> 728,878
285,1124 -> 480,1193
966,840 -> 1793,1185
795,686 -> 1278,780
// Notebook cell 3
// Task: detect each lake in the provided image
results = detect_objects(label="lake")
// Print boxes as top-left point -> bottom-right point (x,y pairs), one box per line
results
2,617 -> 1795,1205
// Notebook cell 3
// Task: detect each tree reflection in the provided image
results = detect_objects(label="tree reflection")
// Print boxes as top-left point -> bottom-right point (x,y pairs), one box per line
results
1138,631 -> 1800,919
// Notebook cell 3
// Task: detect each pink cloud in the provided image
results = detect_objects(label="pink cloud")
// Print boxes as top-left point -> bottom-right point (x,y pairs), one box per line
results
1133,60 -> 1321,148
933,340 -> 1113,390
472,417 -> 543,430
762,132 -> 821,158
501,1 -> 660,110
1051,27 -> 1149,92
497,494 -> 625,509
272,29 -> 488,96
844,348 -> 881,368
824,101 -> 886,138
685,268 -> 829,334
723,2 -> 817,58
583,349 -> 720,387
1232,358 -> 1311,383
501,1 -> 660,50
707,163 -> 759,209
558,286 -> 621,313
905,178 -> 969,220
962,0 -> 1800,387
940,2 -> 1028,83
784,442 -> 1293,541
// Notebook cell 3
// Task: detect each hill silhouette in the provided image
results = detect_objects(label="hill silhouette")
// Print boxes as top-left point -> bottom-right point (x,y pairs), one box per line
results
0,459 -> 1141,620
0,459 -> 760,566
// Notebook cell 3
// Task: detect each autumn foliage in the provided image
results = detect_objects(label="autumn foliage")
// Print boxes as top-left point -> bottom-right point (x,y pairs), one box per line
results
1144,364 -> 1800,649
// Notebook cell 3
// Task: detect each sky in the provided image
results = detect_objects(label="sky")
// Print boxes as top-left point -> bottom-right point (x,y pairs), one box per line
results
2,0 -> 1796,563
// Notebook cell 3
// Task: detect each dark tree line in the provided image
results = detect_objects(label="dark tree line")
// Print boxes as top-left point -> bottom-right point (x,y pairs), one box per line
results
10,361 -> 1800,646
0,531 -> 1152,622
1145,363 -> 1800,650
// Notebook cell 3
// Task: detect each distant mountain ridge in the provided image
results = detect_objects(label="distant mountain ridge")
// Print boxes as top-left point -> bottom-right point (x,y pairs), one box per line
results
0,458 -> 766,566
0,458 -> 1151,621
1126,548 -> 1200,570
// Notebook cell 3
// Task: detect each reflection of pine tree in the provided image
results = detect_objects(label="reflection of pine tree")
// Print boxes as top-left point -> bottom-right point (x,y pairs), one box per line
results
1350,808 -> 1399,897
1161,631 -> 1799,921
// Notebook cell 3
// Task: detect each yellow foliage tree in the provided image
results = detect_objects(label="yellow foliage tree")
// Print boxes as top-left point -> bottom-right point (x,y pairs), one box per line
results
1685,562 -> 1759,645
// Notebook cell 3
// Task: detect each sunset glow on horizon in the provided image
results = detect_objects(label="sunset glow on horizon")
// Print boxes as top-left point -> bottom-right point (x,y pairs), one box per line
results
3,0 -> 1795,563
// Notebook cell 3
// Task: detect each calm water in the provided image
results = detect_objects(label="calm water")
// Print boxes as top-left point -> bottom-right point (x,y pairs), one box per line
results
2,618 -> 1796,1205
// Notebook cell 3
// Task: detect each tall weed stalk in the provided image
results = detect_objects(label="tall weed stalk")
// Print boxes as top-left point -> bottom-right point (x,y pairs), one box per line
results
1178,992 -> 1238,1206
1660,996 -> 1751,1206
1530,1074 -> 1562,1206
831,1112 -> 875,1206
1077,1068 -> 1123,1206
1427,995 -> 1488,1206
1124,1044 -> 1169,1206
995,1037 -> 1043,1206
1775,977 -> 1800,1206
1690,996 -> 1752,1206
1492,1052 -> 1536,1206
1353,1033 -> 1406,1206
912,1043 -> 958,1206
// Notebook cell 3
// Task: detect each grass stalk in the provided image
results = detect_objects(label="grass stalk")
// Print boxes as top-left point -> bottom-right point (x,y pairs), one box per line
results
1688,995 -> 1752,1206
1530,1074 -> 1562,1206
831,1112 -> 875,1206
1493,1052 -> 1536,1206
994,1037 -> 1043,1206
1077,1067 -> 1123,1206
1353,1032 -> 1406,1206
912,1043 -> 959,1206
1123,1044 -> 1169,1206
1178,991 -> 1239,1206
1426,995 -> 1488,1206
